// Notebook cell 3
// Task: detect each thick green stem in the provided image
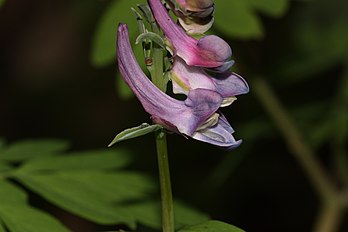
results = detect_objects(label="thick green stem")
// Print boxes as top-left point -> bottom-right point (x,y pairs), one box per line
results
146,21 -> 173,231
151,47 -> 166,92
156,131 -> 175,232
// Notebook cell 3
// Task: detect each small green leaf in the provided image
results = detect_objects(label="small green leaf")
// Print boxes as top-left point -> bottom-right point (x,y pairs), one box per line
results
136,32 -> 166,49
137,3 -> 155,25
0,0 -> 5,8
0,139 -> 69,162
178,220 -> 245,232
131,7 -> 147,34
17,149 -> 132,172
109,123 -> 162,146
214,0 -> 263,38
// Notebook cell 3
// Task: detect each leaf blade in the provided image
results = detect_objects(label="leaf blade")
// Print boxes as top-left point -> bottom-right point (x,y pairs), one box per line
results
0,181 -> 69,232
109,123 -> 162,146
178,220 -> 245,232
0,204 -> 69,232
13,171 -> 155,227
18,149 -> 133,172
0,139 -> 69,162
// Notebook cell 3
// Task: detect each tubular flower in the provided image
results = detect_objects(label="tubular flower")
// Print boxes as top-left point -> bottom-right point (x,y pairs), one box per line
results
148,0 -> 233,72
117,23 -> 241,149
170,57 -> 249,107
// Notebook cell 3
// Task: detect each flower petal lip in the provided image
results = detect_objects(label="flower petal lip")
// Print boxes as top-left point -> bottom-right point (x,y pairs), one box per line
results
148,0 -> 232,71
192,115 -> 242,150
170,57 -> 249,98
117,23 -> 222,136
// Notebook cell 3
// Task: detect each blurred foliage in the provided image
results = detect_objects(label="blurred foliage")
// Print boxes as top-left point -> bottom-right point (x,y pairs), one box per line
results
274,0 -> 348,82
178,220 -> 245,232
214,0 -> 289,38
0,139 -> 210,231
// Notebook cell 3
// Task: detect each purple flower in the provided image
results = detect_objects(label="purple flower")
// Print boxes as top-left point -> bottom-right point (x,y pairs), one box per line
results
148,0 -> 233,72
170,57 -> 249,107
117,23 -> 241,149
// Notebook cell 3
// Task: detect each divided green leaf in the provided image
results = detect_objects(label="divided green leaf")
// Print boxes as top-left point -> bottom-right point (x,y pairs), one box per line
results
17,149 -> 132,172
0,181 -> 69,232
13,170 -> 156,227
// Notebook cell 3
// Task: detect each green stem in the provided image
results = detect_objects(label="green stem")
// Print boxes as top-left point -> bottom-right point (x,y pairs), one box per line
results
147,20 -> 173,231
313,202 -> 343,232
155,131 -> 175,232
151,47 -> 166,92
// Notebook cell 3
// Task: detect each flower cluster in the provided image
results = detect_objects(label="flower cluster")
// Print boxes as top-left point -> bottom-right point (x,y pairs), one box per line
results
116,0 -> 248,150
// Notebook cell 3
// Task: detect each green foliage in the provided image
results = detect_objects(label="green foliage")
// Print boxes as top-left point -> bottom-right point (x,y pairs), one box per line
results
109,123 -> 163,146
18,149 -> 133,172
90,0 -> 146,67
0,0 -> 5,8
0,139 -> 69,162
0,139 -> 210,231
276,0 -> 348,81
178,220 -> 245,232
0,223 -> 5,232
125,200 -> 208,229
214,0 -> 289,38
0,181 -> 69,232
246,0 -> 288,17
